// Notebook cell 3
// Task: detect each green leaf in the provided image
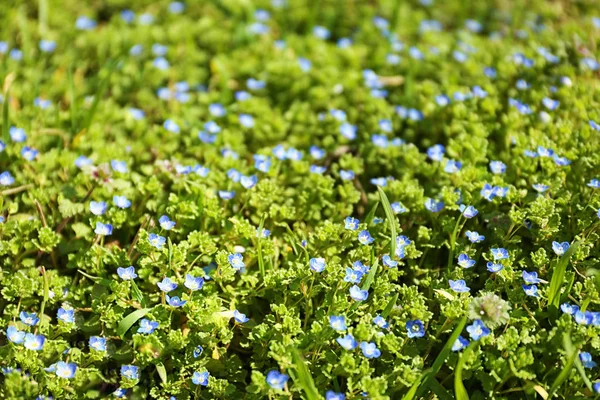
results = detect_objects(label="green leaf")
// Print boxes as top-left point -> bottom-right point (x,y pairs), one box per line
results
290,348 -> 321,400
257,213 -> 266,278
364,201 -> 379,226
361,256 -> 378,292
381,293 -> 398,318
156,362 -> 168,385
117,308 -> 151,338
565,333 -> 592,392
377,186 -> 397,258
455,341 -> 476,400
131,280 -> 146,308
547,240 -> 579,308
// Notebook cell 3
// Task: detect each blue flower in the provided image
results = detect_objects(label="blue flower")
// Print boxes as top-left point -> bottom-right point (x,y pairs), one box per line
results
360,342 -> 381,358
542,97 -> 559,110
184,274 -> 204,291
310,165 -> 326,174
532,183 -> 549,193
157,277 -> 178,293
452,335 -> 470,352
309,146 -> 326,160
465,230 -> 485,243
580,352 -> 597,369
39,39 -> 56,53
575,310 -> 593,325
560,302 -> 579,315
449,279 -> 470,293
406,320 -> 425,338
138,319 -> 159,334
236,90 -> 252,101
168,1 -> 185,13
21,146 -> 38,161
352,261 -> 369,274
0,171 -> 15,186
329,316 -> 347,331
10,126 -> 26,142
457,254 -> 475,269
427,144 -> 445,161
444,160 -> 462,174
466,320 -> 490,340
75,155 -> 92,168
326,391 -> 346,400
391,202 -> 407,214
89,336 -> 107,352
382,255 -> 398,268
266,370 -> 289,390
491,248 -> 509,260
57,307 -> 75,323
113,195 -> 131,209
111,160 -> 128,173
247,78 -> 266,90
435,95 -> 450,107
489,161 -> 506,174
55,361 -> 77,379
89,201 -> 107,216
373,315 -> 389,329
459,205 -> 478,218
424,198 -> 444,212
522,284 -> 538,297
358,230 -> 374,245
310,258 -> 326,273
19,311 -> 39,326
148,233 -> 166,249
480,183 -> 496,201
336,334 -> 358,350
254,155 -> 272,172
370,177 -> 387,186
24,333 -> 45,350
339,170 -> 355,180
522,271 -> 540,284
120,9 -> 135,23
218,190 -> 235,200
34,97 -> 52,109
344,267 -> 363,283
120,365 -> 139,380
340,123 -> 357,140
138,13 -> 155,25
76,16 -> 96,30
228,253 -> 245,272
193,345 -> 204,358
94,222 -> 113,236
587,179 -> 600,189
233,310 -> 249,323
397,236 -> 411,249
349,285 -> 368,301
163,119 -> 179,133
159,215 -> 176,230
0,140 -> 5,152
6,325 -> 25,344
192,371 -> 210,386
153,57 -> 170,70
239,114 -> 255,128
344,217 -> 359,230
257,227 -> 271,238
487,262 -> 503,273
166,295 -> 186,307
313,25 -> 330,39
552,241 -> 570,256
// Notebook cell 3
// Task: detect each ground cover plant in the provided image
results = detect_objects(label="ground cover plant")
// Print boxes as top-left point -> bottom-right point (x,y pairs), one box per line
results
1,0 -> 600,399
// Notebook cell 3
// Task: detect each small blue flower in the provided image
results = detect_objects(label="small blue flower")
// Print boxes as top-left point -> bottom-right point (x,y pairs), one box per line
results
382,254 -> 398,268
233,310 -> 249,323
344,217 -> 359,230
358,230 -> 374,245
310,257 -> 326,273
560,302 -> 579,315
218,190 -> 235,200
310,146 -> 326,160
168,1 -> 185,14
329,316 -> 347,331
466,320 -> 490,340
344,267 -> 363,283
406,320 -> 425,338
336,334 -> 358,350
594,381 -> 600,394
9,126 -> 26,142
444,160 -> 462,174
166,295 -> 186,307
575,310 -> 593,325
158,215 -> 175,230
89,336 -> 107,352
34,98 -> 52,109
435,95 -> 450,107
489,161 -> 506,174
113,195 -> 131,209
24,333 -> 45,350
424,198 -> 444,213
163,119 -> 179,133
580,352 -> 597,369
57,307 -> 75,324
21,146 -> 39,161
148,233 -> 166,249
121,365 -> 139,380
192,371 -> 210,386
397,235 -> 412,247
542,97 -> 559,110
39,39 -> 56,53
449,279 -> 470,293
239,114 -> 255,128
266,370 -> 289,390
6,326 -> 25,344
491,248 -> 509,260
111,160 -> 128,173
184,274 -> 204,291
391,202 -> 407,214
89,201 -> 107,216
0,171 -> 14,186
157,277 -> 178,293
452,335 -> 470,352
352,261 -> 369,274
76,16 -> 97,30
75,156 -> 92,168
465,230 -> 485,243
153,57 -> 170,70
313,25 -> 330,39
552,241 -> 570,256
339,170 -> 355,180
373,315 -> 389,329
340,123 -> 357,140
360,342 -> 381,358
193,345 -> 204,358
459,205 -> 478,218
349,285 -> 368,301
326,391 -> 346,400
522,271 -> 540,284
487,262 -> 503,273
427,144 -> 445,161
522,284 -> 538,297
138,319 -> 159,334
257,228 -> 271,238
19,311 -> 39,326
55,361 -> 77,379
532,183 -> 549,193
310,165 -> 326,174
480,183 -> 496,201
588,179 -> 600,189
254,155 -> 272,172
457,254 -> 475,269
228,253 -> 245,272
94,222 -> 113,236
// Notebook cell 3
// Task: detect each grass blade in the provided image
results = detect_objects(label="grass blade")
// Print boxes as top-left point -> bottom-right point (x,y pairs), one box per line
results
565,333 -> 592,391
257,213 -> 266,278
548,240 -> 579,308
377,186 -> 397,258
117,308 -> 151,338
290,348 -> 321,400
548,332 -> 578,396
156,362 -> 168,384
381,293 -> 398,318
131,280 -> 146,308
82,59 -> 118,131
364,201 -> 379,225
454,341 -> 476,400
